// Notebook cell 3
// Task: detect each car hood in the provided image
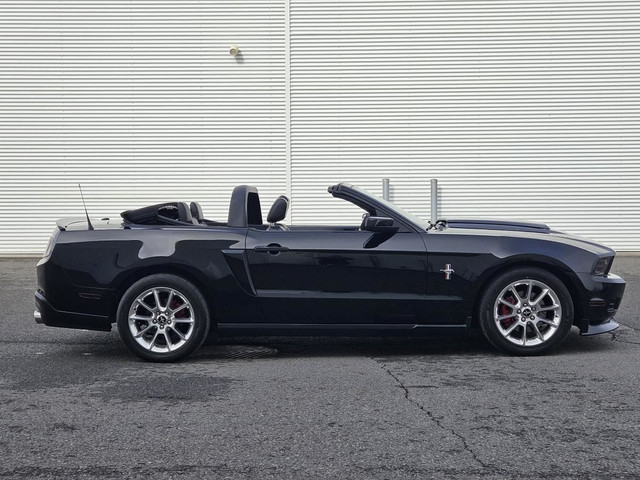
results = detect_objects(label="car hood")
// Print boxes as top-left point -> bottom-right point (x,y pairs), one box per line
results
441,218 -> 614,256
442,218 -> 550,233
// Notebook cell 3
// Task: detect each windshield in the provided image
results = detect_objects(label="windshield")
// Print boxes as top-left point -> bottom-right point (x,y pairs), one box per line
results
350,185 -> 430,230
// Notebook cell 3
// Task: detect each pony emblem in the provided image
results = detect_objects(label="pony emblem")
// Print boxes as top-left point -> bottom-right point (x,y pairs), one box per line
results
440,264 -> 455,280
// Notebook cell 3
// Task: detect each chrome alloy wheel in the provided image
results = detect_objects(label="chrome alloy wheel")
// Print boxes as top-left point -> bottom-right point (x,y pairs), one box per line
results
493,279 -> 562,347
127,287 -> 195,353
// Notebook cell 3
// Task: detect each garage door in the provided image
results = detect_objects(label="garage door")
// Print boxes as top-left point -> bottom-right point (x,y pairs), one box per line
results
289,0 -> 640,251
0,0 -> 287,254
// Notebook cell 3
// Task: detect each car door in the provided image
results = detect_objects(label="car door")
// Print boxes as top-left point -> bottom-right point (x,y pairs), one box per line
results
245,222 -> 427,325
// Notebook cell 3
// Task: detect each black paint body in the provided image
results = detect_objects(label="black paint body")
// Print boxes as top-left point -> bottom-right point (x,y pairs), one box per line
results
35,184 -> 625,337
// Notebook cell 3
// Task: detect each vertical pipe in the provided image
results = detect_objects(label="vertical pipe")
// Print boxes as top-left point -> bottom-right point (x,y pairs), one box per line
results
430,178 -> 438,222
284,0 -> 291,222
382,178 -> 390,201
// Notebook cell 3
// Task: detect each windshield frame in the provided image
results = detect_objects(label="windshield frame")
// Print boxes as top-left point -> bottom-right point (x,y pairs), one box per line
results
346,185 -> 431,231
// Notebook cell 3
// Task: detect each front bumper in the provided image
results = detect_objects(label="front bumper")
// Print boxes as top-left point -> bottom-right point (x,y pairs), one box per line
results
576,273 -> 626,335
35,290 -> 112,332
581,318 -> 619,336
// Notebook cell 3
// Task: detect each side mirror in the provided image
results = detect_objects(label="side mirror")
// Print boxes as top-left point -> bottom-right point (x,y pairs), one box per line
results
362,215 -> 398,233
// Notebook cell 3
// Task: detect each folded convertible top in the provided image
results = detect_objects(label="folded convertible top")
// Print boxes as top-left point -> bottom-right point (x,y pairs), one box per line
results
121,202 -> 186,225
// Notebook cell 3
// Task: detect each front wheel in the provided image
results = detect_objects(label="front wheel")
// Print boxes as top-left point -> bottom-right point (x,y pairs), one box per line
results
479,268 -> 574,355
117,274 -> 210,362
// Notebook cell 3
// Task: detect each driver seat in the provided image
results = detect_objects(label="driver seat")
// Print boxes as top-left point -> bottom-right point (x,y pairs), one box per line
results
267,195 -> 290,230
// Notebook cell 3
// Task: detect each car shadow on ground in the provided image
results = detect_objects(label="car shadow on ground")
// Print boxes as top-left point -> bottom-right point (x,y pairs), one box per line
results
57,326 -> 624,363
194,328 -> 622,361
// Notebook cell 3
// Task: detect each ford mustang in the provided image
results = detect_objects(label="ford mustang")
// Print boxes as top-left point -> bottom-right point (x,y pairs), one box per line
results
35,183 -> 625,361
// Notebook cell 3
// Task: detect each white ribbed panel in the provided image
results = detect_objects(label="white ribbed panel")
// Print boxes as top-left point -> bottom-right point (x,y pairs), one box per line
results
1,1 -> 639,254
289,0 -> 640,250
0,1 -> 286,254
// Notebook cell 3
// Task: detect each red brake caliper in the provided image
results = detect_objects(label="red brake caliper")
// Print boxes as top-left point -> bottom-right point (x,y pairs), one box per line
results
500,296 -> 516,328
170,299 -> 187,318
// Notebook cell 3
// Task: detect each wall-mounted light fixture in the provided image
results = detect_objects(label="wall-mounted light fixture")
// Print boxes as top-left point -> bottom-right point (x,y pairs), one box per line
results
229,45 -> 240,56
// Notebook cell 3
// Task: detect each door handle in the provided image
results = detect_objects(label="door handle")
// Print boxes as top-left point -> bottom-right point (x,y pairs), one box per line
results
254,244 -> 289,254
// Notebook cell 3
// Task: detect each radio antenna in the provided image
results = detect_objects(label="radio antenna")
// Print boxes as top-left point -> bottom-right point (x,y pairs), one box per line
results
78,184 -> 94,231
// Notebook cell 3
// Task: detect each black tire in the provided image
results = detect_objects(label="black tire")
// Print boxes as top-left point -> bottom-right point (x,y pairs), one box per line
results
117,274 -> 210,362
478,267 -> 574,355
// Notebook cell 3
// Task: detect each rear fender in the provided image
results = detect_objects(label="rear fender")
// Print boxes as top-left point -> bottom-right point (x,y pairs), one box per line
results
50,229 -> 262,325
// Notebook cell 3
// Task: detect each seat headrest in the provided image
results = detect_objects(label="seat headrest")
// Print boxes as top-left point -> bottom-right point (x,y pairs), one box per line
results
228,185 -> 263,228
176,202 -> 195,224
190,202 -> 204,222
267,195 -> 289,224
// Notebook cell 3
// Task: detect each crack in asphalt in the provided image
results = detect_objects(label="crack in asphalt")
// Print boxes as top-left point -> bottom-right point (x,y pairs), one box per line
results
610,333 -> 640,345
377,362 -> 489,471
609,326 -> 640,345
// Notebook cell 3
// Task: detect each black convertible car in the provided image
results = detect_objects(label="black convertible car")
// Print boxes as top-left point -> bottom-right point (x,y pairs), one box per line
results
35,183 -> 625,361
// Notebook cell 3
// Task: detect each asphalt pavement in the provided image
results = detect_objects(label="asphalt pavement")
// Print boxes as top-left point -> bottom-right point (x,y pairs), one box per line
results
1,257 -> 639,479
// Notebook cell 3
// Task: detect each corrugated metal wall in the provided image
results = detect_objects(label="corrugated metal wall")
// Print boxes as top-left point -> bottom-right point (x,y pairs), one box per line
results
1,0 -> 639,253
290,0 -> 640,251
0,1 -> 286,254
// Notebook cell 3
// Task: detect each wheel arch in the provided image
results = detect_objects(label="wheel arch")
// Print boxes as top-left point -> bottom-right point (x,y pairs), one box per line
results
469,257 -> 583,329
111,264 -> 216,325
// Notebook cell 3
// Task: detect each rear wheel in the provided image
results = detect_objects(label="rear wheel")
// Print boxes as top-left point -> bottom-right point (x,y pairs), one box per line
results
479,267 -> 573,355
117,274 -> 209,362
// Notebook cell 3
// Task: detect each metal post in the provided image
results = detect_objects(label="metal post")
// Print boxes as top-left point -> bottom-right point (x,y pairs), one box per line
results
430,178 -> 438,222
382,178 -> 390,201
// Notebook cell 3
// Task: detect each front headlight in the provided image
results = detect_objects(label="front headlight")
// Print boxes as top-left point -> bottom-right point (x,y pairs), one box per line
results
593,256 -> 614,276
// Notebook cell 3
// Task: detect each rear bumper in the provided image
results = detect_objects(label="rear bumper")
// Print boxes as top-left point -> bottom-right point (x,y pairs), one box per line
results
35,290 -> 112,332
